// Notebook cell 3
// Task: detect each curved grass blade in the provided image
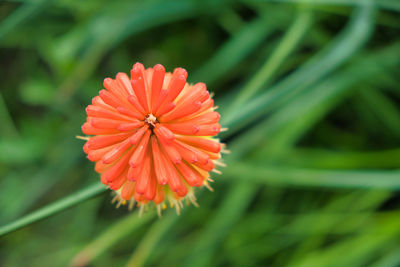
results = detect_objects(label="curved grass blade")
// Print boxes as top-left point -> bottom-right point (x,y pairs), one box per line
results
0,182 -> 106,237
71,210 -> 155,267
192,13 -> 277,85
227,9 -> 313,113
125,212 -> 179,267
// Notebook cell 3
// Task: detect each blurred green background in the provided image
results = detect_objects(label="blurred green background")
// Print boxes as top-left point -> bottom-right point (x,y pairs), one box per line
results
1,0 -> 400,266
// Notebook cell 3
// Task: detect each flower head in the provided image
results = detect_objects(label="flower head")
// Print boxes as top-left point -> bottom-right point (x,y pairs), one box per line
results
81,63 -> 225,215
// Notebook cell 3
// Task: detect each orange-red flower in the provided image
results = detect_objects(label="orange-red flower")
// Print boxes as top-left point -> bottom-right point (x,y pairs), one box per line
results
81,63 -> 225,215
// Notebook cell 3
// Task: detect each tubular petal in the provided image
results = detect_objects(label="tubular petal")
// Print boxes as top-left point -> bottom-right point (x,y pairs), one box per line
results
101,139 -> 132,164
130,63 -> 145,79
177,111 -> 220,124
176,162 -> 204,187
127,94 -> 146,114
95,161 -> 111,173
129,130 -> 151,167
103,150 -> 132,183
175,135 -> 221,153
144,68 -> 153,90
100,173 -> 108,185
82,122 -> 119,135
131,78 -> 150,112
116,72 -> 135,95
154,184 -> 165,204
83,142 -> 90,153
162,153 -> 187,196
127,165 -> 143,181
86,105 -> 133,121
194,98 -> 214,116
195,123 -> 221,136
175,140 -> 209,164
90,118 -> 125,129
151,137 -> 169,185
108,173 -> 128,190
99,89 -> 130,110
92,96 -> 114,110
175,82 -> 208,107
117,121 -> 144,131
173,141 -> 198,164
88,144 -> 118,162
194,158 -> 215,172
160,100 -> 202,122
104,78 -> 127,99
158,138 -> 182,165
152,89 -> 168,114
87,133 -> 131,150
128,126 -> 148,144
156,102 -> 176,116
81,122 -> 119,135
108,167 -> 129,190
134,190 -> 147,203
163,123 -> 199,135
116,106 -> 144,120
154,124 -> 175,143
156,71 -> 187,114
135,156 -> 151,195
205,151 -> 221,160
151,64 -> 165,111
144,170 -> 157,200
121,181 -> 136,200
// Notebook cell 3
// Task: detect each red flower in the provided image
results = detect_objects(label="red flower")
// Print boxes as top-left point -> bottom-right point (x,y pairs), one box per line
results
81,63 -> 225,215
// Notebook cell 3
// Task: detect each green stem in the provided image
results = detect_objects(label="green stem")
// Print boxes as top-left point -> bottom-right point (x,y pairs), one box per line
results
227,9 -> 312,115
0,183 -> 106,237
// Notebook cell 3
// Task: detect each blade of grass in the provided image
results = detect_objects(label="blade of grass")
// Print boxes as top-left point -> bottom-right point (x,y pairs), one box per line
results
0,0 -> 53,41
227,8 -> 313,112
225,163 -> 400,189
245,0 -> 400,12
125,212 -> 179,267
71,210 -> 155,267
191,12 -> 278,85
281,148 -> 400,169
0,182 -> 106,237
371,247 -> 400,267
358,87 -> 400,137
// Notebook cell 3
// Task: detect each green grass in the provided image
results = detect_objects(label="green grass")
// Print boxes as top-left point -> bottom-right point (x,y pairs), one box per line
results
0,0 -> 399,266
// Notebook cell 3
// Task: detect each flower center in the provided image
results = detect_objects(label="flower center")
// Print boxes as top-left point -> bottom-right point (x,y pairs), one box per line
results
144,113 -> 158,130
